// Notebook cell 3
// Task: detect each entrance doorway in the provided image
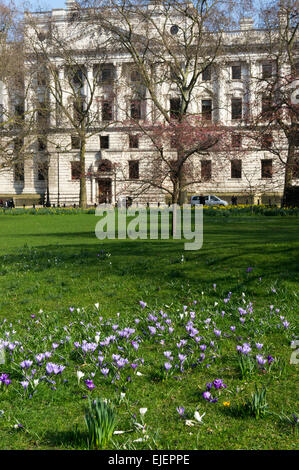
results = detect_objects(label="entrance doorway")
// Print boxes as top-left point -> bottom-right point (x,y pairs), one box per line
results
98,179 -> 112,204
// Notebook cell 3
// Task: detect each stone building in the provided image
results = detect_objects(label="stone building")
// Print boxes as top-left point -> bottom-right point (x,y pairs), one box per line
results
0,1 -> 298,206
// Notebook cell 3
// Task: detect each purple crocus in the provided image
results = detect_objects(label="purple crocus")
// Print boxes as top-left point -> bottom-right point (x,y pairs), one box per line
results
101,368 -> 109,377
256,355 -> 267,366
176,406 -> 185,417
164,351 -> 173,360
148,326 -> 156,336
139,301 -> 147,309
202,391 -> 212,401
46,362 -> 65,375
213,379 -> 226,389
20,360 -> 33,370
20,380 -> 29,390
85,379 -> 95,390
267,355 -> 274,365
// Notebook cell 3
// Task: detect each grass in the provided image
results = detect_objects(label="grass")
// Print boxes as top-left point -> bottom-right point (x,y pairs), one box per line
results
0,212 -> 298,450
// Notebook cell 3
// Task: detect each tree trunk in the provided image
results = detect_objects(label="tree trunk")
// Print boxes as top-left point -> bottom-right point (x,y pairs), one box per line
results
79,136 -> 87,209
282,141 -> 295,206
177,155 -> 187,205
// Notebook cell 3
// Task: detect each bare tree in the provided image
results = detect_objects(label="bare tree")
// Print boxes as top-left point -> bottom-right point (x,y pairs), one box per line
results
81,0 -> 249,204
0,1 -> 36,179
246,0 -> 299,204
25,5 -> 115,207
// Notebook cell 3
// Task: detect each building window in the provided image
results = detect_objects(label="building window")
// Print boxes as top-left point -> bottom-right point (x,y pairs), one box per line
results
261,159 -> 273,178
261,133 -> 273,149
15,103 -> 24,119
201,160 -> 212,180
71,161 -> 81,180
71,135 -> 80,149
231,98 -> 242,120
169,98 -> 180,119
170,24 -> 179,35
202,99 -> 212,121
73,100 -> 84,124
37,105 -> 48,127
38,137 -> 47,151
101,65 -> 114,83
129,135 -> 139,149
261,94 -> 272,117
131,69 -> 142,82
262,63 -> 272,79
129,160 -> 139,179
102,100 -> 113,121
13,138 -> 24,182
232,134 -> 242,148
202,65 -> 211,81
37,69 -> 47,86
14,162 -> 24,182
38,162 -> 48,181
100,135 -> 109,149
130,100 -> 142,120
232,65 -> 241,80
231,159 -> 242,178
72,68 -> 84,87
13,138 -> 24,183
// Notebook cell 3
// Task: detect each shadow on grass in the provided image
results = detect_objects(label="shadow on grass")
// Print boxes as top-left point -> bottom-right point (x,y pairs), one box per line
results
42,427 -> 88,450
0,217 -> 298,305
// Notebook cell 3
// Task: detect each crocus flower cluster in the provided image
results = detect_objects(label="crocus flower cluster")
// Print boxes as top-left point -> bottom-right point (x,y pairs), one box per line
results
0,373 -> 11,387
202,379 -> 227,403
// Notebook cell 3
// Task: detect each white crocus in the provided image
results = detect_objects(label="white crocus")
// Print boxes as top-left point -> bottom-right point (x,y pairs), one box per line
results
185,420 -> 195,427
139,408 -> 147,416
95,335 -> 100,344
194,411 -> 205,423
95,303 -> 99,309
76,371 -> 84,383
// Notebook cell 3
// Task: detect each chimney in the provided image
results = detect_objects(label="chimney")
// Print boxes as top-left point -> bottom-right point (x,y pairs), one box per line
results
239,17 -> 254,31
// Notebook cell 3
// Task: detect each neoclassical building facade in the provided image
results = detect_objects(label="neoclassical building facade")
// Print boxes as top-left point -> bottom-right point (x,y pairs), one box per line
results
0,1 -> 298,206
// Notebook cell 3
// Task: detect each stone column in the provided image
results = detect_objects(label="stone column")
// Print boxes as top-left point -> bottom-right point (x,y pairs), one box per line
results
248,59 -> 259,120
57,66 -> 64,126
23,155 -> 35,195
216,62 -> 226,124
113,63 -> 123,121
48,153 -> 57,205
85,66 -> 94,108
49,76 -> 57,127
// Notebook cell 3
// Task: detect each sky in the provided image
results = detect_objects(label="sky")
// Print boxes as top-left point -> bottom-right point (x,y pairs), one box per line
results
30,0 -> 66,10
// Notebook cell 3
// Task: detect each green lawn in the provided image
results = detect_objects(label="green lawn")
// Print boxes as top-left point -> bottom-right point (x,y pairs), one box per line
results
0,212 -> 298,450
